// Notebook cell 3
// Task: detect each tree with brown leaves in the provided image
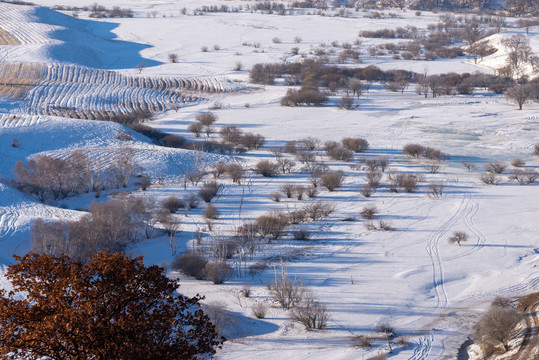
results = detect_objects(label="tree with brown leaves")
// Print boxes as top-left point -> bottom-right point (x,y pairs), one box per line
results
0,252 -> 222,360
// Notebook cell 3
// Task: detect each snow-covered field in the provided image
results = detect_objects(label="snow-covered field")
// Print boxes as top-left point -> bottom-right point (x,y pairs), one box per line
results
0,1 -> 537,359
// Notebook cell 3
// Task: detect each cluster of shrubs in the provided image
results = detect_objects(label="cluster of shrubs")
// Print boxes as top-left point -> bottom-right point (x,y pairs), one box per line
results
13,148 -> 140,202
171,252 -> 235,284
359,26 -> 421,39
478,159 -> 538,185
219,126 -> 265,151
31,195 -> 153,262
402,144 -> 449,161
87,4 -> 134,18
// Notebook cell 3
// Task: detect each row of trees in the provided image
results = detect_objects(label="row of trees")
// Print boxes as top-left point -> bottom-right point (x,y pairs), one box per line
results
13,148 -> 140,202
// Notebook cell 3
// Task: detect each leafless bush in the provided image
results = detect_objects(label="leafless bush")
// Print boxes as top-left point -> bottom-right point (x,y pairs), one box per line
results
360,185 -> 372,197
271,265 -> 305,309
203,301 -> 234,337
402,143 -> 424,157
425,161 -> 442,174
241,284 -> 252,297
290,294 -> 329,330
342,138 -> 369,153
510,158 -> 525,167
276,158 -> 296,173
161,196 -> 185,213
534,144 -> 539,156
428,183 -> 444,198
364,221 -> 377,231
281,182 -> 295,198
324,141 -> 340,155
171,251 -> 208,280
255,212 -> 288,241
285,140 -> 298,154
320,170 -> 345,191
293,228 -> 311,241
299,137 -> 322,151
473,306 -> 523,352
188,122 -> 203,137
251,302 -> 268,319
480,172 -> 502,185
303,201 -> 335,221
306,186 -> 318,198
448,231 -> 468,246
241,133 -> 265,150
168,53 -> 178,63
462,160 -> 477,171
199,181 -> 222,203
225,163 -> 245,183
288,209 -> 307,225
509,169 -> 537,184
270,191 -> 281,202
256,160 -> 279,177
378,220 -> 394,231
212,160 -> 228,178
366,170 -> 383,188
352,335 -> 372,349
161,134 -> 186,148
485,160 -> 507,174
389,172 -> 423,193
295,185 -> 305,200
339,96 -> 357,110
360,205 -> 378,220
183,193 -> 200,209
204,261 -> 235,284
202,205 -> 220,220
296,150 -> 316,164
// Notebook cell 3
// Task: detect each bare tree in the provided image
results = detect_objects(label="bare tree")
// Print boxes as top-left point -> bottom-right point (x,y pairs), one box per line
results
473,306 -> 523,352
448,231 -> 468,246
505,84 -> 536,110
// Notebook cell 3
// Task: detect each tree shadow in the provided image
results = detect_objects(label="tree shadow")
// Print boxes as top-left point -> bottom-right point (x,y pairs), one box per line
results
32,7 -> 161,70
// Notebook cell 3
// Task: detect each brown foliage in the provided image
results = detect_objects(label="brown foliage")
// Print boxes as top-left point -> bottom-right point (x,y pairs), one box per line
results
0,252 -> 222,360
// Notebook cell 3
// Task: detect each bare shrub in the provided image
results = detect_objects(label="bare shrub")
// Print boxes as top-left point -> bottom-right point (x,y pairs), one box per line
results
281,182 -> 295,198
510,158 -> 525,167
285,140 -> 298,154
256,160 -> 279,177
360,185 -> 372,197
290,294 -> 329,330
320,170 -> 345,191
293,228 -> 311,241
448,231 -> 468,246
480,172 -> 502,185
402,143 -> 424,157
389,172 -> 422,193
199,181 -> 222,203
161,134 -> 186,148
306,186 -> 318,198
352,336 -> 372,349
342,138 -> 369,153
202,205 -> 220,220
473,306 -> 523,352
378,220 -> 394,231
485,160 -> 507,174
276,158 -> 296,173
303,201 -> 335,221
270,191 -> 281,202
425,161 -> 442,174
299,137 -> 321,151
188,122 -> 203,137
241,133 -> 265,150
251,302 -> 268,319
171,251 -> 207,280
288,209 -> 307,225
161,196 -> 185,213
203,301 -> 233,337
366,170 -> 383,188
339,95 -> 357,110
241,284 -> 252,297
364,221 -> 377,231
428,183 -> 444,198
509,169 -> 538,184
204,261 -> 235,284
535,144 -> 539,156
255,212 -> 288,241
184,193 -> 200,209
296,150 -> 316,164
225,163 -> 245,183
462,160 -> 477,171
295,185 -> 305,200
360,205 -> 378,220
271,265 -> 305,309
168,53 -> 178,63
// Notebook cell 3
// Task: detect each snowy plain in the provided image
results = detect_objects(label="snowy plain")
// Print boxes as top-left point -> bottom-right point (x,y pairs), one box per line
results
0,1 -> 538,359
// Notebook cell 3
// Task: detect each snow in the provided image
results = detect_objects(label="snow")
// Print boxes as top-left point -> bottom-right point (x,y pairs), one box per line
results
0,1 -> 538,359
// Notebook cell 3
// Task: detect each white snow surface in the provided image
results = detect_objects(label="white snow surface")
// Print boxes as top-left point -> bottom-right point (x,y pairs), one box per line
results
0,1 -> 538,360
